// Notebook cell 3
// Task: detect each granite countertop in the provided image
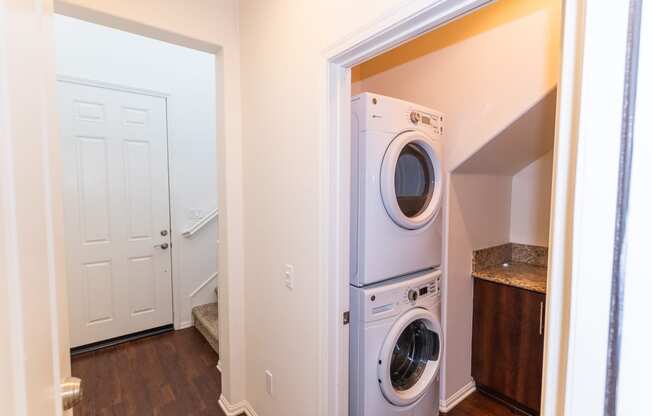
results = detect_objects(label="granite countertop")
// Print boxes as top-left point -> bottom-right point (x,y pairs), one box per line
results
471,243 -> 548,294
472,262 -> 547,294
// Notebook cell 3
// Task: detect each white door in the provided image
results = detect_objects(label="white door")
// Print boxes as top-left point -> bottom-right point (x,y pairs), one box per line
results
58,80 -> 173,348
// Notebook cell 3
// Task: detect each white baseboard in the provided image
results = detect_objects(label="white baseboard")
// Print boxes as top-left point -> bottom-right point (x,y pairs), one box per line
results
219,394 -> 258,416
439,380 -> 476,412
176,320 -> 194,330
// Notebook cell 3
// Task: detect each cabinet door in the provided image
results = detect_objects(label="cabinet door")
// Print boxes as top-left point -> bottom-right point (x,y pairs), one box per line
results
472,279 -> 545,413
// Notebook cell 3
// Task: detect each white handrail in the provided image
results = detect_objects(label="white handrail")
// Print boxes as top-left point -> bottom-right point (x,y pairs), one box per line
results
182,208 -> 218,238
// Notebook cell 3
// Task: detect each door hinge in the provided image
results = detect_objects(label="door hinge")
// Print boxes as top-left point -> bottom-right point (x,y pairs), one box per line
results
343,311 -> 350,325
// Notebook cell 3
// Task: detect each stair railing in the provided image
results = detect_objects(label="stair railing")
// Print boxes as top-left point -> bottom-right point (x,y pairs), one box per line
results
182,208 -> 218,238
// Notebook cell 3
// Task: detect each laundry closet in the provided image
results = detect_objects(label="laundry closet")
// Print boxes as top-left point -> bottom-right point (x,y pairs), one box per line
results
349,0 -> 561,415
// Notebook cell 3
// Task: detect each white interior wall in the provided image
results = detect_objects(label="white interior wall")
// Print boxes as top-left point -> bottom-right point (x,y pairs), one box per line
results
54,14 -> 218,328
511,151 -> 554,246
351,6 -> 559,403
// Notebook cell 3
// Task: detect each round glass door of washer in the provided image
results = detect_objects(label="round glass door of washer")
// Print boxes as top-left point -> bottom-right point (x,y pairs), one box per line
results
378,308 -> 442,406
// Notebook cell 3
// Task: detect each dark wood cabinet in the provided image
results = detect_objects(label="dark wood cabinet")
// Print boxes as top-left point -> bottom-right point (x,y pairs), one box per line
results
472,278 -> 545,415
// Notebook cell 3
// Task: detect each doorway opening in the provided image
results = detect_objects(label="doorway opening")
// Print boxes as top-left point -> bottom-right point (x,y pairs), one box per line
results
54,12 -> 223,414
324,0 -> 564,415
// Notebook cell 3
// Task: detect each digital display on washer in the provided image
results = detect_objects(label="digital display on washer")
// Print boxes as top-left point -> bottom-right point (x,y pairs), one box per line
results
421,115 -> 431,125
419,287 -> 428,296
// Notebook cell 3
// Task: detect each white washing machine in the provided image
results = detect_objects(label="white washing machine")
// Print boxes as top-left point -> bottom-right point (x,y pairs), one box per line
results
350,269 -> 442,416
351,93 -> 445,287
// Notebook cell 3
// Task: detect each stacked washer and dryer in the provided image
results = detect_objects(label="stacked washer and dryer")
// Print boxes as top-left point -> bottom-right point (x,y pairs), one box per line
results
350,93 -> 445,416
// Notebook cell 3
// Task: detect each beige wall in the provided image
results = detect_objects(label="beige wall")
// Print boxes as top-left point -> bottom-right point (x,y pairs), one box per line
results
511,151 -> 554,246
350,0 -> 561,401
238,1 -> 436,414
445,174 -> 512,394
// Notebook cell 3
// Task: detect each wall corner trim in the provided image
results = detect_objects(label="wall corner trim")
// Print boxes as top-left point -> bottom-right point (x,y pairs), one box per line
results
439,380 -> 476,412
218,394 -> 258,416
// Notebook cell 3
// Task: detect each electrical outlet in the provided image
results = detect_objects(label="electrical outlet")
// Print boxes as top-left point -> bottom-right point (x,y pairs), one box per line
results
265,370 -> 273,396
284,264 -> 294,290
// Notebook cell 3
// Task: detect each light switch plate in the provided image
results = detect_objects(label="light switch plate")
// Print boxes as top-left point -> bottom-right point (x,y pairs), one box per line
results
265,370 -> 273,396
284,264 -> 294,290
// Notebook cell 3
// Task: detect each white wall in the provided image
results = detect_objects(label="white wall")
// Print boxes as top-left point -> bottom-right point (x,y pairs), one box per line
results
54,15 -> 218,328
511,151 -> 553,246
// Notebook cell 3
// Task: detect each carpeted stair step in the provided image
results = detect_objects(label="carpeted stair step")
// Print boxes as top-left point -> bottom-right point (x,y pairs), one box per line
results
192,300 -> 219,355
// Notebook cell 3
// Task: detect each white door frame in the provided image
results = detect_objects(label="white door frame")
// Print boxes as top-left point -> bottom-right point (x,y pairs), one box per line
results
320,0 -> 626,415
320,2 -> 495,415
0,0 -> 69,413
51,4 -> 248,406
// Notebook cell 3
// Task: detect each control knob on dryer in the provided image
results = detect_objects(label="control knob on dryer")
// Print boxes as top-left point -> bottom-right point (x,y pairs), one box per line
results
408,289 -> 418,302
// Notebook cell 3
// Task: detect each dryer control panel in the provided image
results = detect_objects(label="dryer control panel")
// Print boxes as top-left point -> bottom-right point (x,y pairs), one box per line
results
408,110 -> 444,136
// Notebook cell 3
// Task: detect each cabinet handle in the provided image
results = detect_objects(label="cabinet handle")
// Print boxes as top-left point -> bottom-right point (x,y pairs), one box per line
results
539,301 -> 544,335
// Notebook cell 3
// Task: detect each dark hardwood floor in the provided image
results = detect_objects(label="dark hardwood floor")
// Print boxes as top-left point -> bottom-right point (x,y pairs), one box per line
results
443,391 -> 524,416
71,328 -> 224,416
72,328 -> 517,416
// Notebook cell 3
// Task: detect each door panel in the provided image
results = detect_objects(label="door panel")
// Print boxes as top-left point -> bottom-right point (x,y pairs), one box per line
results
83,260 -> 115,324
59,80 -> 173,348
78,136 -> 111,243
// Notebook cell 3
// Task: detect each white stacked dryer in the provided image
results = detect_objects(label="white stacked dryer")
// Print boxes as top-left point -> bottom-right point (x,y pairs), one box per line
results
350,93 -> 444,287
349,93 -> 445,416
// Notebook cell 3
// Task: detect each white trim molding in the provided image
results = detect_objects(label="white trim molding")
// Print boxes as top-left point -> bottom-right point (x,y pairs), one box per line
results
56,74 -> 171,98
323,0 -> 493,66
439,380 -> 476,413
176,321 -> 194,330
218,394 -> 258,416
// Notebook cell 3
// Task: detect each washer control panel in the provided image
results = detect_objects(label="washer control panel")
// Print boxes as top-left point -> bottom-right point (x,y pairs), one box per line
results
403,276 -> 440,304
408,110 -> 444,136
360,270 -> 442,322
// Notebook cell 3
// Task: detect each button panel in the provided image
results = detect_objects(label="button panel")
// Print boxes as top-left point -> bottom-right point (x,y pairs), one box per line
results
408,110 -> 444,136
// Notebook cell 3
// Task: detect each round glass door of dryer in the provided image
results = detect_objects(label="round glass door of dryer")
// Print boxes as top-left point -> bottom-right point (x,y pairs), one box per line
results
394,143 -> 435,218
381,131 -> 443,230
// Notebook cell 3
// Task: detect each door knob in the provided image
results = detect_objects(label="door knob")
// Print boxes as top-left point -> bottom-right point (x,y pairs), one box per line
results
61,377 -> 83,410
155,243 -> 169,250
